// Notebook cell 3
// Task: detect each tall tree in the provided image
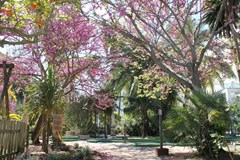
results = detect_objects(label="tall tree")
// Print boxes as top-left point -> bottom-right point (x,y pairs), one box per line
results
1,3 -> 110,146
26,65 -> 64,153
81,0 -> 235,156
82,0 -> 233,90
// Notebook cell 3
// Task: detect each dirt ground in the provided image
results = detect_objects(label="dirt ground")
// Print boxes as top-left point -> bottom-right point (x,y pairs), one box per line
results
25,141 -> 240,160
64,141 -> 202,160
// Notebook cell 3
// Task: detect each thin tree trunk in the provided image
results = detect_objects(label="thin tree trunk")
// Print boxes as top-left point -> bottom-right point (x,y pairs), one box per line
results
141,105 -> 149,138
143,106 -> 149,137
108,113 -> 112,135
94,109 -> 97,137
47,117 -> 51,148
42,113 -> 48,153
32,114 -> 43,145
52,113 -> 63,147
104,112 -> 107,139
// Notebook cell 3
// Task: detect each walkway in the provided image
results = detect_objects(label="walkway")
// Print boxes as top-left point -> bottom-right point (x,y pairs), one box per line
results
64,141 -> 199,160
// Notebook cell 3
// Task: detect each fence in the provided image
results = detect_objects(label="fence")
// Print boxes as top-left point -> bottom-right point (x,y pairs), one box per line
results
0,120 -> 29,160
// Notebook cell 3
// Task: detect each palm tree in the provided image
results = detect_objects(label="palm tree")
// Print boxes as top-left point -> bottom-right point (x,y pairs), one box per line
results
165,89 -> 230,158
26,65 -> 64,153
201,55 -> 236,91
204,0 -> 240,69
107,58 -> 178,137
204,0 -> 239,37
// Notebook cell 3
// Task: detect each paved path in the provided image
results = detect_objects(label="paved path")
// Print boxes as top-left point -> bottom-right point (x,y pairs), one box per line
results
64,141 -> 199,160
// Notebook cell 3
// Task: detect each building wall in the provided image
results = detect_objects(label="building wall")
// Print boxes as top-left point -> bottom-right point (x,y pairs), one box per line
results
225,88 -> 240,104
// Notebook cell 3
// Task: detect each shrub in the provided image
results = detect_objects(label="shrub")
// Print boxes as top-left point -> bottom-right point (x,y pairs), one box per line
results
73,143 -> 79,149
64,97 -> 94,135
47,146 -> 93,160
47,153 -> 72,160
75,146 -> 92,159
164,90 -> 230,159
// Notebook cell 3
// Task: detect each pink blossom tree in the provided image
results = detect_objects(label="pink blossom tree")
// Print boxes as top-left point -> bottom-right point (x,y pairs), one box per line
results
17,4 -> 110,98
19,4 -> 111,148
80,0 -> 235,156
0,3 -> 112,150
82,0 -> 233,90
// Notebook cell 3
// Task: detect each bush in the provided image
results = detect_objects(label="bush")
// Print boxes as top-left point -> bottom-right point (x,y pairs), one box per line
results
164,90 -> 230,159
47,153 -> 72,160
47,146 -> 92,160
73,143 -> 79,149
64,97 -> 94,134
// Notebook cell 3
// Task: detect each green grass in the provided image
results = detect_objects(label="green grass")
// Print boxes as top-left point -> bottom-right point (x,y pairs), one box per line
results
62,136 -> 81,142
91,135 -> 240,147
225,134 -> 240,145
87,136 -> 194,147
28,134 -> 197,147
225,134 -> 240,140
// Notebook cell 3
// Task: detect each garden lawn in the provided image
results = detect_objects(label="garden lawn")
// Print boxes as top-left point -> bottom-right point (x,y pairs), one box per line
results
86,136 -> 195,147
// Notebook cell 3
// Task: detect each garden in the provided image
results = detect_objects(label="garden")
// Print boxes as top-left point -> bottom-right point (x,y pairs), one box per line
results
1,0 -> 240,160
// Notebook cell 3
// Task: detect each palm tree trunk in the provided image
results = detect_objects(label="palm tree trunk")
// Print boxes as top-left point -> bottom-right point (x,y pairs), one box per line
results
42,113 -> 48,153
52,113 -> 63,146
47,117 -> 51,148
32,114 -> 43,145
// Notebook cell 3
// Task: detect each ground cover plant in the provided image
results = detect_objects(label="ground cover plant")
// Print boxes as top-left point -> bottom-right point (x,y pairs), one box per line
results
47,146 -> 93,160
17,146 -> 104,160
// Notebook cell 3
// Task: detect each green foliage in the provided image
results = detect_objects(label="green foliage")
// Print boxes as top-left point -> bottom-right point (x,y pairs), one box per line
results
74,146 -> 92,159
227,99 -> 240,133
122,90 -> 178,137
204,0 -> 240,37
73,143 -> 79,149
25,65 -> 65,115
137,68 -> 176,100
47,146 -> 92,160
211,133 -> 235,160
164,89 -> 230,158
24,66 -> 66,152
47,153 -> 72,160
211,133 -> 226,151
64,96 -> 94,134
120,114 -> 142,136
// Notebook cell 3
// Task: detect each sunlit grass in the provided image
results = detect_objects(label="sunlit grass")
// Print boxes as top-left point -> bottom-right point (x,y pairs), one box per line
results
60,135 -> 240,147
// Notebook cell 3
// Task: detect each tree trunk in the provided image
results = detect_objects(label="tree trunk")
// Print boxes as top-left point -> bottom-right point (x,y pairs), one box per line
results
141,105 -> 149,138
190,73 -> 217,157
191,67 -> 202,89
47,117 -> 51,148
106,111 -> 112,135
42,113 -> 48,153
94,109 -> 97,137
52,113 -> 63,147
32,114 -> 43,145
198,118 -> 215,159
104,112 -> 107,139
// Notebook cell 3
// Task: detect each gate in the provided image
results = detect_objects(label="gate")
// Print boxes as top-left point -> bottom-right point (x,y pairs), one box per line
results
0,120 -> 28,160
